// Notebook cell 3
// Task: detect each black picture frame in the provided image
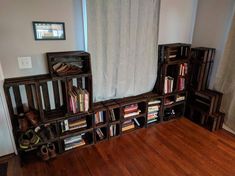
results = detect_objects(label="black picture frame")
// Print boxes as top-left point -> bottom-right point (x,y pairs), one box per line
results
32,21 -> 66,40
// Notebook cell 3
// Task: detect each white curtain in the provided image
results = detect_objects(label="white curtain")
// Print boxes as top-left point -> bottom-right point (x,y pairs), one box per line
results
86,0 -> 160,101
213,14 -> 235,131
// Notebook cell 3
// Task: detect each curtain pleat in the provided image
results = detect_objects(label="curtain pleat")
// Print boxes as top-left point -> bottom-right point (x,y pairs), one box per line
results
213,14 -> 235,131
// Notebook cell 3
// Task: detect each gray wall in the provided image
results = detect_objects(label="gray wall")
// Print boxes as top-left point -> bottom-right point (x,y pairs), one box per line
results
192,0 -> 235,88
0,0 -> 84,78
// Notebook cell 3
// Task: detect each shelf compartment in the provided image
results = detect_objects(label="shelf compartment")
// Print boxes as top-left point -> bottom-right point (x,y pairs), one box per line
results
95,126 -> 108,143
38,79 -> 67,121
121,100 -> 147,121
66,76 -> 93,115
4,83 -> 41,119
147,101 -> 161,125
61,130 -> 93,152
93,102 -> 108,127
109,123 -> 120,138
59,115 -> 93,136
159,43 -> 191,63
47,51 -> 92,77
121,116 -> 145,133
164,103 -> 185,121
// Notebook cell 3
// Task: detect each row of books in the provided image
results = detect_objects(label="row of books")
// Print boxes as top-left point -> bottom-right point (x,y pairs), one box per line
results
110,109 -> 118,121
110,124 -> 118,137
95,111 -> 105,124
123,104 -> 141,118
147,100 -> 161,124
61,117 -> 87,133
96,128 -> 105,140
178,77 -> 185,91
179,63 -> 188,76
69,86 -> 89,114
164,76 -> 174,94
64,134 -> 86,151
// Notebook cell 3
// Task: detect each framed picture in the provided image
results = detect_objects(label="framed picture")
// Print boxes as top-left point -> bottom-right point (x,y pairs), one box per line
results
32,21 -> 66,40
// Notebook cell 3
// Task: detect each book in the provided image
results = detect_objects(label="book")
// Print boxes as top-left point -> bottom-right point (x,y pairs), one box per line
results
124,110 -> 141,118
164,76 -> 174,94
64,135 -> 83,145
122,124 -> 135,132
133,118 -> 140,126
148,100 -> 161,105
164,98 -> 174,105
96,128 -> 104,140
148,105 -> 159,111
124,104 -> 138,113
147,118 -> 158,124
176,95 -> 185,102
110,109 -> 116,121
69,86 -> 90,114
65,139 -> 86,151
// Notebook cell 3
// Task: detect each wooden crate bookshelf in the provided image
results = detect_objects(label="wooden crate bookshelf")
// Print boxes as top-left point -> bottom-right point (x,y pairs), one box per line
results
3,45 -> 222,165
189,47 -> 215,91
116,97 -> 147,134
153,43 -> 191,120
93,102 -> 109,143
4,51 -> 94,164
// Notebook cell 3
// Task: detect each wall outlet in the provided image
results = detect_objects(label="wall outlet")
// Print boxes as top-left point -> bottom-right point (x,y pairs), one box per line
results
18,56 -> 32,69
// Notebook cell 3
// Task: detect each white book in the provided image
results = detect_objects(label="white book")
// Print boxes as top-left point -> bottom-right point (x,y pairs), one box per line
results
133,118 -> 140,126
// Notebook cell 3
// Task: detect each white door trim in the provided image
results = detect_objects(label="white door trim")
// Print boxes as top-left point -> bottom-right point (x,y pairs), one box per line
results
0,63 -> 17,155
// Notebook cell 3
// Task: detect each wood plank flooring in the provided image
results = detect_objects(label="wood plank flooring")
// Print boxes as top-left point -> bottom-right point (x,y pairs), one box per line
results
5,118 -> 235,176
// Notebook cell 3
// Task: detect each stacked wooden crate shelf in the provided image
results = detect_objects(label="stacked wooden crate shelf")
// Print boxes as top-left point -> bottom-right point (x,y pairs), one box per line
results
185,47 -> 225,131
4,44 -> 225,164
154,43 -> 190,121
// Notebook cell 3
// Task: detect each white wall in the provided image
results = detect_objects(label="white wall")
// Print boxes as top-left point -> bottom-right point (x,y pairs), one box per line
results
192,0 -> 235,88
0,0 -> 84,78
0,62 -> 15,156
158,0 -> 198,44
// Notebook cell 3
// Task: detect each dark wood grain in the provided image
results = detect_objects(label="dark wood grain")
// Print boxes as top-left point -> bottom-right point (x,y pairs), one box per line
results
41,83 -> 51,111
52,81 -> 60,109
6,118 -> 235,176
25,84 -> 35,109
13,85 -> 24,113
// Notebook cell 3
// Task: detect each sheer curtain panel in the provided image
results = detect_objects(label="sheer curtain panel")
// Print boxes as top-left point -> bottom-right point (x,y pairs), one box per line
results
86,0 -> 160,101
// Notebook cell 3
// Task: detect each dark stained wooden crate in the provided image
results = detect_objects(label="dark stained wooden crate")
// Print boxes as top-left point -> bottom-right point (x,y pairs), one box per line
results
189,47 -> 215,91
159,43 -> 191,63
47,51 -> 92,77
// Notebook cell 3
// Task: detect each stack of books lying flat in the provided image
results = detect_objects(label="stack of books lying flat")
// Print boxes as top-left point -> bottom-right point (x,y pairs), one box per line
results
122,120 -> 135,132
147,100 -> 161,124
164,98 -> 174,106
64,134 -> 86,151
61,117 -> 87,133
123,104 -> 141,118
96,128 -> 104,140
122,118 -> 140,132
110,124 -> 117,137
164,76 -> 174,94
176,95 -> 185,102
68,86 -> 89,114
95,111 -> 105,124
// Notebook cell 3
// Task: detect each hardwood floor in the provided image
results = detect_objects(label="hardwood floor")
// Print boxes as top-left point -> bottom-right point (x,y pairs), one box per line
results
6,118 -> 235,176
